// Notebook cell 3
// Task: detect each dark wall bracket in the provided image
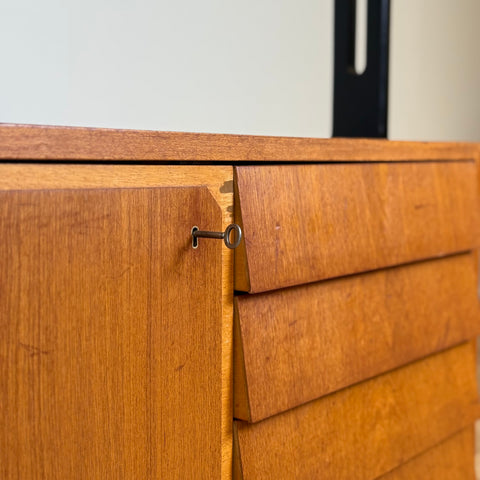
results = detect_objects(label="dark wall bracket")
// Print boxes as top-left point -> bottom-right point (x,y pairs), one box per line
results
333,0 -> 391,138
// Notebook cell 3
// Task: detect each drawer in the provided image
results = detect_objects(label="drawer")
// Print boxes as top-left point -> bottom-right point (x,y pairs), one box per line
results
233,342 -> 478,480
234,253 -> 480,422
234,162 -> 478,293
375,427 -> 475,480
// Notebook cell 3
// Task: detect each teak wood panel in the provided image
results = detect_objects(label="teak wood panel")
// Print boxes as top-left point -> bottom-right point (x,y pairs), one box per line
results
233,342 -> 478,480
375,428 -> 475,480
0,123 -> 477,162
0,166 -> 233,479
0,164 -> 235,475
234,253 -> 480,421
234,162 -> 478,292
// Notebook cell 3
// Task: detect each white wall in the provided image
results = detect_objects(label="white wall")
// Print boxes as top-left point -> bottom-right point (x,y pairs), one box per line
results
0,0 -> 333,137
0,0 -> 479,141
389,0 -> 480,141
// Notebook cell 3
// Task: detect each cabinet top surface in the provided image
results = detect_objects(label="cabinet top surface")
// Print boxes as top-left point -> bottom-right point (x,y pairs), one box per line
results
0,123 -> 478,163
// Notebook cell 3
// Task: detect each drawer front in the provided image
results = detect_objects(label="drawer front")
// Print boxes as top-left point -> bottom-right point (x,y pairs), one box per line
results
376,427 -> 475,480
233,342 -> 478,480
235,162 -> 478,293
234,253 -> 480,422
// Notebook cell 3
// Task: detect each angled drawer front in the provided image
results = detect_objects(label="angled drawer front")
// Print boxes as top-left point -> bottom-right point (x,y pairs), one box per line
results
234,162 -> 478,293
234,253 -> 480,422
375,428 -> 475,480
233,342 -> 478,480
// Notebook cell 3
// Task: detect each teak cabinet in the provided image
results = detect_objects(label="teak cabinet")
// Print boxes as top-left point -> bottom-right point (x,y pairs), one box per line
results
0,125 -> 479,479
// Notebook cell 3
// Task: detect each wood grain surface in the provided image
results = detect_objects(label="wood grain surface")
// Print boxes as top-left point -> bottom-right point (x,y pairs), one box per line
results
233,342 -> 478,480
235,162 -> 478,292
234,253 -> 480,422
375,428 -> 475,480
0,123 -> 477,162
0,166 -> 233,479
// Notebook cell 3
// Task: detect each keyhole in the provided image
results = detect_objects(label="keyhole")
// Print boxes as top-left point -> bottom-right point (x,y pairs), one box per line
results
191,226 -> 199,248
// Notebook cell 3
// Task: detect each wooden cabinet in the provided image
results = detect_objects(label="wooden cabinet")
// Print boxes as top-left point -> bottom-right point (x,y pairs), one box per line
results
0,126 -> 479,479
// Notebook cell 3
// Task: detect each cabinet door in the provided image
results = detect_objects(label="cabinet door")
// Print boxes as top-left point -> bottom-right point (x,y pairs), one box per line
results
0,165 -> 233,479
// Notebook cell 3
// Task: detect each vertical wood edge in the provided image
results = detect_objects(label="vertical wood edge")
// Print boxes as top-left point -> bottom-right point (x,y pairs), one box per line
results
232,422 -> 244,480
209,167 -> 235,480
233,167 -> 250,292
233,300 -> 252,422
476,154 -> 480,251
